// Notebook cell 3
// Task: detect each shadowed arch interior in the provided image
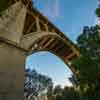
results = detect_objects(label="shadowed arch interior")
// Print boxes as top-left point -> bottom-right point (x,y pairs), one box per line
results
21,32 -> 78,74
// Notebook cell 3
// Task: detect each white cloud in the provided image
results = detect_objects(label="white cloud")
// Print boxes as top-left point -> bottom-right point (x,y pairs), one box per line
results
53,79 -> 73,88
42,0 -> 62,20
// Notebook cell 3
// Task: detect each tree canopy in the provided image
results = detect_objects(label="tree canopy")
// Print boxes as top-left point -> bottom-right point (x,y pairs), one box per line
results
72,25 -> 100,100
24,69 -> 53,100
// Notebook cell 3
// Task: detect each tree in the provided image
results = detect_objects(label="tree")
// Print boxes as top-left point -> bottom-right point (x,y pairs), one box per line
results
24,68 -> 53,100
0,0 -> 17,13
72,25 -> 100,100
77,25 -> 100,59
53,85 -> 63,95
0,0 -> 35,14
96,0 -> 100,17
51,86 -> 82,100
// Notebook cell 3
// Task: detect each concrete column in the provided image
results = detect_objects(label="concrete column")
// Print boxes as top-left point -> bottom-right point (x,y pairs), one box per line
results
0,41 -> 26,100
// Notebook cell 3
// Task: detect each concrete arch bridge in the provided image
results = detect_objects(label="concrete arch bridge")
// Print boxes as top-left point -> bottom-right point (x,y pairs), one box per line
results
0,0 -> 79,99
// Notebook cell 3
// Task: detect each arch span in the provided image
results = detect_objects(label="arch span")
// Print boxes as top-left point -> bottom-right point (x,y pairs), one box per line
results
19,32 -> 79,74
20,31 -> 79,66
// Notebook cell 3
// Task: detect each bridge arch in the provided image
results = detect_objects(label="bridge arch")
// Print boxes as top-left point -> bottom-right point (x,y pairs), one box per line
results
0,1 -> 80,99
20,31 -> 79,74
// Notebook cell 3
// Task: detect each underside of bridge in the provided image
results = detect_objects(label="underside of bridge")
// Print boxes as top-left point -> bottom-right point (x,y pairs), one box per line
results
0,0 -> 80,99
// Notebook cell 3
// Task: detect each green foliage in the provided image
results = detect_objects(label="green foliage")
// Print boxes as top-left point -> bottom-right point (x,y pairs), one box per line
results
53,85 -> 62,95
52,87 -> 83,100
24,69 -> 53,100
73,56 -> 99,79
72,25 -> 100,100
96,7 -> 100,17
0,0 -> 9,12
95,0 -> 100,18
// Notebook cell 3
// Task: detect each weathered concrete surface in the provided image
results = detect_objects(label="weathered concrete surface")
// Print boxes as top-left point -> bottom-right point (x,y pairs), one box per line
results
0,41 -> 26,100
0,1 -> 26,43
19,32 -> 59,49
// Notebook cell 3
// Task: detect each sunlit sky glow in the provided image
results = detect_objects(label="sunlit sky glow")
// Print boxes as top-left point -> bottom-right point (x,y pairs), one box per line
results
26,0 -> 98,87
26,52 -> 73,87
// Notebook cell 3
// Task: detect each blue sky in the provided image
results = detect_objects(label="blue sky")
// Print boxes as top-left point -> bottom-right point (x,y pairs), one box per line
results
26,0 -> 98,87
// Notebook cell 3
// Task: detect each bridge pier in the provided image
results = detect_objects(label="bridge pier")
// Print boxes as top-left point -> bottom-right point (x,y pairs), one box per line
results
0,41 -> 26,100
